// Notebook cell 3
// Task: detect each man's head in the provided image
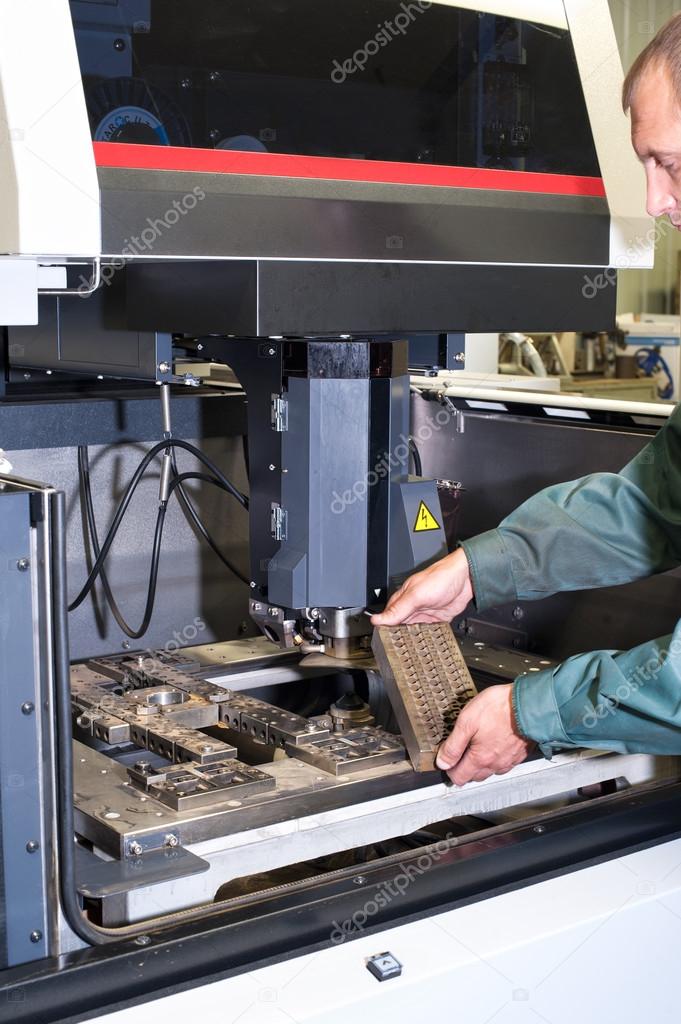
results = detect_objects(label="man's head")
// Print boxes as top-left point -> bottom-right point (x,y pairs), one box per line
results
623,15 -> 681,227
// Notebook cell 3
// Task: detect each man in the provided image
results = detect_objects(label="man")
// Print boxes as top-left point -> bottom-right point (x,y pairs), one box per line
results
372,14 -> 681,787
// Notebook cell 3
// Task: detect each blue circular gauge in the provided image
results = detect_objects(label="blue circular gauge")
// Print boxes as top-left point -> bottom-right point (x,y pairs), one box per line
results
95,105 -> 170,145
86,77 -> 192,147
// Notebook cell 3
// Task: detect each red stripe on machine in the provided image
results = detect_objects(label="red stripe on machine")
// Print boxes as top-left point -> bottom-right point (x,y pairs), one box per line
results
93,142 -> 606,198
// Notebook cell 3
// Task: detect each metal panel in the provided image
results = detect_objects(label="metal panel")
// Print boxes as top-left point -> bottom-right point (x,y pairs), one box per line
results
99,168 -> 610,266
255,262 -> 617,336
7,779 -> 681,1024
10,294 -> 172,384
268,376 -> 370,609
8,435 -> 251,660
124,260 -> 616,337
0,489 -> 50,965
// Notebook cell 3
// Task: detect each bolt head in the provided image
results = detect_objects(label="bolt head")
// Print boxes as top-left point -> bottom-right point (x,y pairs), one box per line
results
21,701 -> 35,716
158,361 -> 171,374
30,930 -> 42,944
113,37 -> 126,51
26,840 -> 39,854
16,558 -> 29,572
164,834 -> 179,848
129,841 -> 143,857
134,934 -> 151,946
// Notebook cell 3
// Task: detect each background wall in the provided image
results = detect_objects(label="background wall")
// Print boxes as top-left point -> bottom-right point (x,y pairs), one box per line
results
609,0 -> 681,313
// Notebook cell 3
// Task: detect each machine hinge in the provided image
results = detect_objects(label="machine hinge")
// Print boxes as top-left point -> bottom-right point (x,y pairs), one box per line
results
270,502 -> 288,541
271,394 -> 288,432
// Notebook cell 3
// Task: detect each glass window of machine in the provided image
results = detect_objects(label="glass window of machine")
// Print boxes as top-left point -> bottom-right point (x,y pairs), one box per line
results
70,0 -> 600,177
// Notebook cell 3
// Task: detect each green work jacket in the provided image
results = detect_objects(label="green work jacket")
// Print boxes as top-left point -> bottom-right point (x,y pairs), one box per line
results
461,402 -> 681,758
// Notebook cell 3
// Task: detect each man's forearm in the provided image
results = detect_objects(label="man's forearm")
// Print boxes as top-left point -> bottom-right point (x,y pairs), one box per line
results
512,620 -> 681,757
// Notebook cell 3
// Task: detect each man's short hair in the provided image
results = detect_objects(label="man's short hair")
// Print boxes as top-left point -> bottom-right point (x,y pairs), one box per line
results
622,13 -> 681,112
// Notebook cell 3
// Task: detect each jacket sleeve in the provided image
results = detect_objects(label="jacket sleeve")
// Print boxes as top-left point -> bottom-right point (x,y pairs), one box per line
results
460,403 -> 681,612
512,621 -> 681,756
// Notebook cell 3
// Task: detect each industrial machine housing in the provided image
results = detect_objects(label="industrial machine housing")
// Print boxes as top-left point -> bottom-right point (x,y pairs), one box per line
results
0,2 -> 680,1022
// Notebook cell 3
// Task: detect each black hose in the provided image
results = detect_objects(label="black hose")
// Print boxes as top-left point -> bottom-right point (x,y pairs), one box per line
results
52,491 -> 117,944
169,455 -> 250,585
78,447 -> 168,639
69,438 -> 248,612
409,436 -> 423,477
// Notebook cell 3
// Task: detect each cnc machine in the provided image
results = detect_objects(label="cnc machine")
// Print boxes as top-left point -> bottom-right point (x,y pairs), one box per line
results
1,3 -> 681,1021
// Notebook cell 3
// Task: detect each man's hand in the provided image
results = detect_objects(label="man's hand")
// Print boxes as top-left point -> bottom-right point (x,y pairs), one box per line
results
371,548 -> 473,626
436,684 -> 535,785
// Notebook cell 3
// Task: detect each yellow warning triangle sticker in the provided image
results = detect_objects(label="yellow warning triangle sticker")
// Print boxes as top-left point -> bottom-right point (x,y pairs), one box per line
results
413,500 -> 441,533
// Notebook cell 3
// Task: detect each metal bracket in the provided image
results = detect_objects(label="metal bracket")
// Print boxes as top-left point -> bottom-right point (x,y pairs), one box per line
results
270,393 -> 289,432
270,502 -> 288,541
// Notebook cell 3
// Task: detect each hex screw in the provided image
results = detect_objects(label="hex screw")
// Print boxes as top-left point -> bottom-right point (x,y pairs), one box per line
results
26,840 -> 39,854
128,841 -> 143,857
158,361 -> 170,374
533,825 -> 546,835
16,558 -> 29,572
21,702 -> 35,716
134,935 -> 151,946
164,834 -> 179,848
353,875 -> 367,886
30,931 -> 42,944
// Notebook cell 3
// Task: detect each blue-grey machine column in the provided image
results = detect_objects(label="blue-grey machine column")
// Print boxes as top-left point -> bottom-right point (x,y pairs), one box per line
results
259,339 -> 447,657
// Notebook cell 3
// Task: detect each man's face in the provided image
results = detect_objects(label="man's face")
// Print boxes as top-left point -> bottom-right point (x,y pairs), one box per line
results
631,61 -> 681,228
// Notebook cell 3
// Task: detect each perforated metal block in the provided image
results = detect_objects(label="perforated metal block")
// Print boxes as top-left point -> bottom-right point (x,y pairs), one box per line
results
372,623 -> 478,771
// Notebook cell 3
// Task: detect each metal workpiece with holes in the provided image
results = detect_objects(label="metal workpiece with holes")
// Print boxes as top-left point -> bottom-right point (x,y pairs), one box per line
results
372,624 -> 478,772
286,729 -> 405,777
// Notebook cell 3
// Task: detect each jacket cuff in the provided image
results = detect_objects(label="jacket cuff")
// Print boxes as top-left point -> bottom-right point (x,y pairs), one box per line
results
461,530 -> 518,612
512,670 -> 570,759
